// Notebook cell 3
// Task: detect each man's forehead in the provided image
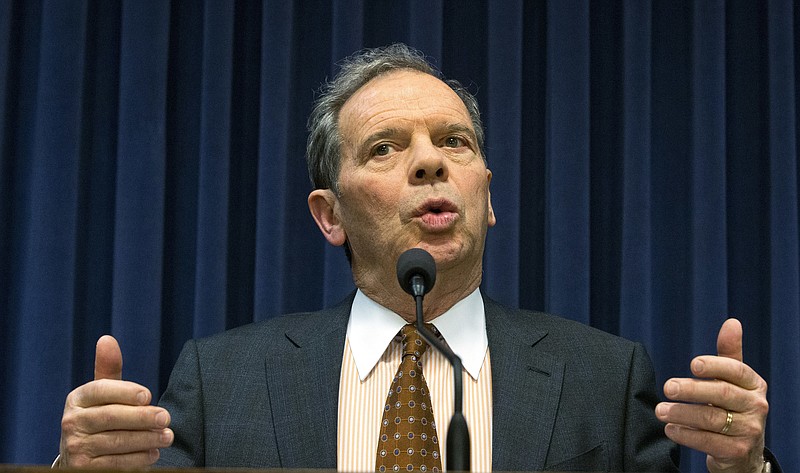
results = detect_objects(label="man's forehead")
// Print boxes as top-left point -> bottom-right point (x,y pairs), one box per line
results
345,69 -> 461,105
339,69 -> 472,134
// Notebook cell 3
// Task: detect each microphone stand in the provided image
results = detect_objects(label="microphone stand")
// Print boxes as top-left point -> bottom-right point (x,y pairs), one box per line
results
410,274 -> 471,472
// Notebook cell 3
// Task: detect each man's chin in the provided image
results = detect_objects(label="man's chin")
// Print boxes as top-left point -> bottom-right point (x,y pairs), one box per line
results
415,242 -> 467,268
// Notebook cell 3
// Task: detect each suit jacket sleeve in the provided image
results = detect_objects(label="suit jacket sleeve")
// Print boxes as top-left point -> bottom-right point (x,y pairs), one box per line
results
154,302 -> 349,469
536,340 -> 680,472
621,342 -> 681,472
485,298 -> 680,471
157,339 -> 205,467
155,327 -> 285,468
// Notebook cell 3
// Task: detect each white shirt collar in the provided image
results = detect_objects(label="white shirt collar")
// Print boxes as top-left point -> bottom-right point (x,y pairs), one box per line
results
346,288 -> 488,381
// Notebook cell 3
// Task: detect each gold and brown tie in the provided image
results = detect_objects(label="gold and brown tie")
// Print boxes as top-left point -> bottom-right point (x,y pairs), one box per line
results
376,324 -> 442,472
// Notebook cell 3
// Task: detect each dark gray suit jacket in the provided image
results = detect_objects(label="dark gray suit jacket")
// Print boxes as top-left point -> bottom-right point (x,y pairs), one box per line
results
157,293 -> 680,471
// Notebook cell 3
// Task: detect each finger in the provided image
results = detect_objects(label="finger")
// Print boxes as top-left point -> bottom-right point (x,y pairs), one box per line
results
717,318 -> 743,362
76,405 -> 170,434
64,428 -> 172,462
662,378 -> 754,411
95,335 -> 123,380
656,402 -> 734,435
68,448 -> 162,469
68,379 -> 152,408
690,356 -> 763,391
663,423 -> 754,462
81,428 -> 173,456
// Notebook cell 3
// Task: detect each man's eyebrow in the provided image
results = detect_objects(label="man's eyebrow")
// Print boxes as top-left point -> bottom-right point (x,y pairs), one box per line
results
363,128 -> 401,144
439,123 -> 478,142
357,128 -> 402,155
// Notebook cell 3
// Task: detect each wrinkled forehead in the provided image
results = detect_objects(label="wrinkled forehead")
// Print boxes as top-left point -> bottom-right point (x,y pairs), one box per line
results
338,69 -> 473,140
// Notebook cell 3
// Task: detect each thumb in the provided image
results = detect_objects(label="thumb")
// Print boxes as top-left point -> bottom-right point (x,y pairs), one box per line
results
94,335 -> 123,380
716,318 -> 744,362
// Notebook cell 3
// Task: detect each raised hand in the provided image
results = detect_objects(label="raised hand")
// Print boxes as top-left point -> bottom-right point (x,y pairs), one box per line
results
58,335 -> 173,468
656,319 -> 769,473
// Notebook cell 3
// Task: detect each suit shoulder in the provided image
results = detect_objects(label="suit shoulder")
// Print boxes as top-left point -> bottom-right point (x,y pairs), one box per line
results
191,296 -> 352,355
531,308 -> 635,345
484,297 -> 642,357
194,312 -> 300,342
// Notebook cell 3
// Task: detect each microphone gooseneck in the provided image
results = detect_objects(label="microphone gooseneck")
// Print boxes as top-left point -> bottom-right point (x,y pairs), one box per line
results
396,248 -> 471,472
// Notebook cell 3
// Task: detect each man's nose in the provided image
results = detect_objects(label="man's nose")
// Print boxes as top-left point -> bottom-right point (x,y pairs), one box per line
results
409,142 -> 449,184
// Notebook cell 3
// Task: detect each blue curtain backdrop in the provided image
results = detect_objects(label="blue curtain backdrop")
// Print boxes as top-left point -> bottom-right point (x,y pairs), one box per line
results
1,1 -> 798,472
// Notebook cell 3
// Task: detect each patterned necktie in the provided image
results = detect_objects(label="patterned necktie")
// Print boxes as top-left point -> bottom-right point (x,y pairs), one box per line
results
376,324 -> 442,472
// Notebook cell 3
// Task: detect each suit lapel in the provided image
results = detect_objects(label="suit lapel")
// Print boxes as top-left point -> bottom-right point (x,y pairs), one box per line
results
263,296 -> 352,468
261,293 -> 566,469
485,297 -> 565,472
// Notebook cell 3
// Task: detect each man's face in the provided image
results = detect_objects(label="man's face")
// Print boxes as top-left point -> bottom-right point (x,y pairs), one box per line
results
331,69 -> 495,280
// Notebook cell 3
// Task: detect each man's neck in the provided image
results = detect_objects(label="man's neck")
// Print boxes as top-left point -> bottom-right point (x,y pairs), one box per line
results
353,267 -> 482,323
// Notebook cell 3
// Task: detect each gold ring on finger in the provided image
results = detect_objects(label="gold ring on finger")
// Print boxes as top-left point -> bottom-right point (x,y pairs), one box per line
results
720,410 -> 733,435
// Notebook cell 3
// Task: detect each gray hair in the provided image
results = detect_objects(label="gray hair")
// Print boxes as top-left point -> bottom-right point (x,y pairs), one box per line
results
306,43 -> 485,192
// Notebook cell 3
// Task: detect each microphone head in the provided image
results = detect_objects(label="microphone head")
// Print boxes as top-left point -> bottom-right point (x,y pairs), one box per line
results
396,248 -> 437,296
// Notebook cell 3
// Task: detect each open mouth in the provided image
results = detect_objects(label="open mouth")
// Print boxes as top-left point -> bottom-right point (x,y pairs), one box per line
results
413,198 -> 459,230
414,198 -> 458,217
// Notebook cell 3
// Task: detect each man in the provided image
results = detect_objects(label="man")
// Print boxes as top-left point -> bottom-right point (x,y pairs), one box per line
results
58,44 -> 775,472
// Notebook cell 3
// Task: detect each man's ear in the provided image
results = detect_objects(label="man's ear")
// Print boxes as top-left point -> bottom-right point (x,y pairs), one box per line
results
308,189 -> 347,246
486,169 -> 496,227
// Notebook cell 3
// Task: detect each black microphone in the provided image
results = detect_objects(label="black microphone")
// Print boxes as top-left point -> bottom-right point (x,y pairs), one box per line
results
396,248 -> 471,472
396,248 -> 436,297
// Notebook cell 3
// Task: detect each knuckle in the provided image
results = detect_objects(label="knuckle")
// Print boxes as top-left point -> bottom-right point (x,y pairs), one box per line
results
743,420 -> 762,438
98,406 -> 119,426
92,379 -> 118,400
736,363 -> 748,382
701,408 -> 717,427
753,396 -> 769,416
64,435 -> 85,456
65,389 -> 80,409
729,439 -> 751,459
108,450 -> 135,470
93,379 -> 112,397
61,412 -> 78,434
717,381 -> 732,400
106,453 -> 123,469
141,407 -> 153,423
733,442 -> 756,462
70,454 -> 91,468
64,437 -> 81,457
109,433 -> 127,452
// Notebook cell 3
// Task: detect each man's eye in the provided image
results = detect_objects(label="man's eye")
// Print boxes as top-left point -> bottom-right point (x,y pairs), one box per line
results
374,144 -> 392,156
444,136 -> 465,148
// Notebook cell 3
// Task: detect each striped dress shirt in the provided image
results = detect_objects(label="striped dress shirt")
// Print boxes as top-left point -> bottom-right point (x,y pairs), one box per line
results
337,289 -> 493,472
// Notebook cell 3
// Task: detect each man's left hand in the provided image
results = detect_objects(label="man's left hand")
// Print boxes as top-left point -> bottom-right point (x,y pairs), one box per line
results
655,318 -> 769,473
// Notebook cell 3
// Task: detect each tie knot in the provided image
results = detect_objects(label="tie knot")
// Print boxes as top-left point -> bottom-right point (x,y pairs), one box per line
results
400,324 -> 430,358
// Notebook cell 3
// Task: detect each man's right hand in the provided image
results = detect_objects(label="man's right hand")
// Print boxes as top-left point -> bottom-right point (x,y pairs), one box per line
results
58,335 -> 174,468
